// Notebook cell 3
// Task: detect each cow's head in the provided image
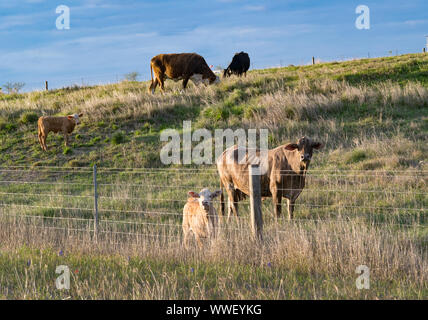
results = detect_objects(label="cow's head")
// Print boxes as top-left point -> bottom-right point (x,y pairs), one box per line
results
188,188 -> 222,212
67,113 -> 83,125
223,68 -> 231,78
208,74 -> 220,85
284,136 -> 323,169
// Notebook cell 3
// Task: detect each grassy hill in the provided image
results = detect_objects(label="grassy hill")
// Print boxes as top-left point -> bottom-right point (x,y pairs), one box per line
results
0,53 -> 427,299
0,52 -> 427,170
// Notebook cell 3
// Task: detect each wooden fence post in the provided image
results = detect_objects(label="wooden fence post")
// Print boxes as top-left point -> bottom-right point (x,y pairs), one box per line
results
424,48 -> 426,53
93,164 -> 99,238
45,81 -> 48,91
249,165 -> 263,241
312,56 -> 315,65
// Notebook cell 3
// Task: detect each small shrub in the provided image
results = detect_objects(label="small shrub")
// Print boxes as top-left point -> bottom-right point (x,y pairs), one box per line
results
345,149 -> 368,164
0,119 -> 17,133
19,112 -> 39,124
142,122 -> 152,133
0,117 -> 7,131
111,131 -> 125,145
97,121 -> 107,128
85,136 -> 101,147
111,102 -> 125,114
65,159 -> 87,167
63,146 -> 72,155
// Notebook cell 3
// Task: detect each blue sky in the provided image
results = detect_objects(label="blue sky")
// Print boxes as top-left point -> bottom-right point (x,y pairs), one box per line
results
1,0 -> 427,91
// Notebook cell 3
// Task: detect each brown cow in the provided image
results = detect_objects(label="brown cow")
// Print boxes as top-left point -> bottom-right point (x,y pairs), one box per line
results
182,188 -> 221,248
148,53 -> 220,93
216,136 -> 322,220
37,113 -> 83,151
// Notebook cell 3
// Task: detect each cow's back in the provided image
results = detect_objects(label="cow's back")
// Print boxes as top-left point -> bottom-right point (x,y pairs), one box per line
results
153,53 -> 212,79
230,52 -> 250,73
216,145 -> 273,197
38,116 -> 71,134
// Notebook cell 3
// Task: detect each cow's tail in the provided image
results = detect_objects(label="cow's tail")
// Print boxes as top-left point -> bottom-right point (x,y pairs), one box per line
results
148,62 -> 154,93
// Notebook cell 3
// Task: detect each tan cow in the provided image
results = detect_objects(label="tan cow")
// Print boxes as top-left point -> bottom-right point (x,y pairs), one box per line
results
149,53 -> 220,93
37,113 -> 83,151
182,188 -> 222,248
216,136 -> 322,220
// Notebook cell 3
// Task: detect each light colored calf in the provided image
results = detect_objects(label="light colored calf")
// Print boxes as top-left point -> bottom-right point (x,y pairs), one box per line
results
37,113 -> 83,151
182,188 -> 221,248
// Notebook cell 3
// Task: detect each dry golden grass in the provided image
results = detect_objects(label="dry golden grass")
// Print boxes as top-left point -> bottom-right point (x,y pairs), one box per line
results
0,53 -> 427,299
0,214 -> 426,299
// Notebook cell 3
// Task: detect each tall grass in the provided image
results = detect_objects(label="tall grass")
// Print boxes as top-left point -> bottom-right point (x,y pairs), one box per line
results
0,53 -> 427,299
0,214 -> 426,299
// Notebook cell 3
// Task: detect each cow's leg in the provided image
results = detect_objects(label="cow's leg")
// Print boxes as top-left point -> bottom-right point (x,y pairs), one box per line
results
227,190 -> 240,224
227,197 -> 233,221
287,199 -> 295,220
38,131 -> 44,150
227,191 -> 238,221
183,227 -> 189,249
225,187 -> 233,219
158,74 -> 165,92
42,134 -> 48,151
150,78 -> 159,94
63,132 -> 69,147
272,188 -> 282,219
194,233 -> 203,249
182,77 -> 190,89
232,191 -> 239,217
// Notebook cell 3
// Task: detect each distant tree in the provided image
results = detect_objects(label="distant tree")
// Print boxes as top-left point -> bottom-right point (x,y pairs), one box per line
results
215,65 -> 224,71
2,81 -> 25,94
13,82 -> 25,93
3,82 -> 13,94
124,72 -> 140,81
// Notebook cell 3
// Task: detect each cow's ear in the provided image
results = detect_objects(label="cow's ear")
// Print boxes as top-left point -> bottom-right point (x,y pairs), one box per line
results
67,115 -> 73,120
312,142 -> 323,150
284,143 -> 298,151
78,113 -> 83,117
212,190 -> 222,198
188,191 -> 199,198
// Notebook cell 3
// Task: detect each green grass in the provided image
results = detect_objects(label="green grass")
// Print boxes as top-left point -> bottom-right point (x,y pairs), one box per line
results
0,53 -> 427,299
0,246 -> 423,299
0,53 -> 426,169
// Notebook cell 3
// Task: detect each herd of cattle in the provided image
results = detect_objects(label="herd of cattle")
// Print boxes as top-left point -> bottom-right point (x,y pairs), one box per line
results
185,136 -> 322,247
34,51 -> 323,247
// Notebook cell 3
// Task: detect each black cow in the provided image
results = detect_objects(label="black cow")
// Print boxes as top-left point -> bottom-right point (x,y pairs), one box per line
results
223,52 -> 250,78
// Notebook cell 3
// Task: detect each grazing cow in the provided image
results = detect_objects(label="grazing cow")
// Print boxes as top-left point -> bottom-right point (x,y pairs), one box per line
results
149,53 -> 220,93
223,52 -> 250,78
182,188 -> 222,248
37,113 -> 83,151
216,136 -> 322,220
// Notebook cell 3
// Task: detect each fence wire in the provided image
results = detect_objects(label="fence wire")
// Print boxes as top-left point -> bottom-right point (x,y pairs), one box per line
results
0,166 -> 426,245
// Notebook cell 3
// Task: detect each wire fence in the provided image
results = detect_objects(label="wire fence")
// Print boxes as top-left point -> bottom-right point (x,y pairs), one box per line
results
0,166 -> 426,245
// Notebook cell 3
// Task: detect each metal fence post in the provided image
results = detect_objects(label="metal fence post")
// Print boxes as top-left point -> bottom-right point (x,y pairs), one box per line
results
249,165 -> 263,241
93,164 -> 99,238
